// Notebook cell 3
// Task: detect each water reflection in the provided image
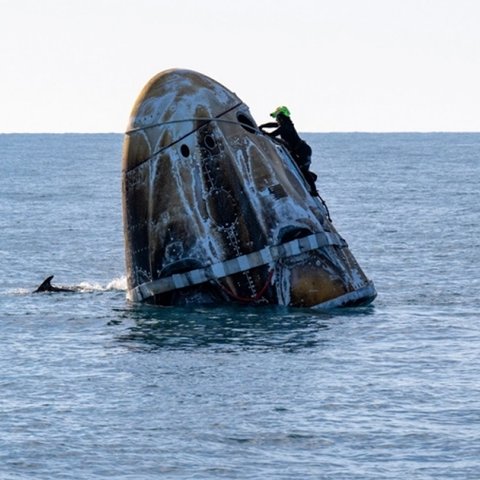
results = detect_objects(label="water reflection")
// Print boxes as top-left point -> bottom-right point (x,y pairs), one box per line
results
112,303 -> 375,352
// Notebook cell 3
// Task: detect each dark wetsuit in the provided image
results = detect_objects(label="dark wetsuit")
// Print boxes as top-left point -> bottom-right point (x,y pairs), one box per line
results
259,114 -> 318,196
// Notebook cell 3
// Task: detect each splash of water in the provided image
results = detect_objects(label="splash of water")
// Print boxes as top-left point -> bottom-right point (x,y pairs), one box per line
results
78,276 -> 127,292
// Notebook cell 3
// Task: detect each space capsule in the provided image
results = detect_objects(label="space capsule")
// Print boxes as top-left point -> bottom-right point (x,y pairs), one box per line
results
122,69 -> 376,308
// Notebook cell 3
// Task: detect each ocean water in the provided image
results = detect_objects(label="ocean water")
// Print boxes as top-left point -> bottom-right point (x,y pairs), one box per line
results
1,132 -> 479,479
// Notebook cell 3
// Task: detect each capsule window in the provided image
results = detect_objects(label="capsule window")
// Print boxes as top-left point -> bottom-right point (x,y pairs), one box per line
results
237,113 -> 256,134
278,227 -> 312,244
203,134 -> 216,150
180,144 -> 190,157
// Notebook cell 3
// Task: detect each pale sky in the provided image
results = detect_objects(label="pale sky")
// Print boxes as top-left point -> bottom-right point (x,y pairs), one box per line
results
1,0 -> 479,132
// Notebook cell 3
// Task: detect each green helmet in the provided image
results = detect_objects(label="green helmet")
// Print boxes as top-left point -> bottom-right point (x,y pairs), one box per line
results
270,106 -> 291,118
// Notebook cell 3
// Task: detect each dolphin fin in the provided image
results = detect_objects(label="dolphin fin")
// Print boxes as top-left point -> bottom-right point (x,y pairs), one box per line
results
34,275 -> 55,293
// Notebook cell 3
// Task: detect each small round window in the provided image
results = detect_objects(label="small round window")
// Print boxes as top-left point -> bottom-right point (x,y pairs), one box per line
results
180,144 -> 190,157
203,134 -> 216,150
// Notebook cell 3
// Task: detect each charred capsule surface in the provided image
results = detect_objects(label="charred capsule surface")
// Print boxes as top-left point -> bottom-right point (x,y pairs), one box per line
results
122,69 -> 376,308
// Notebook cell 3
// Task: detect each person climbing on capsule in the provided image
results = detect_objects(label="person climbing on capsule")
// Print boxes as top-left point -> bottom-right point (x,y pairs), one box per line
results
259,106 -> 319,196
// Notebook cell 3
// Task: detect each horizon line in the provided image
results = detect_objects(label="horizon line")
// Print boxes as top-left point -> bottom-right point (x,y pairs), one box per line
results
2,130 -> 480,135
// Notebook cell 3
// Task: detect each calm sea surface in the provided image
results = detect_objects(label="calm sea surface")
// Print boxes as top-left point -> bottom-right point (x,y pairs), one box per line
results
1,133 -> 479,479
